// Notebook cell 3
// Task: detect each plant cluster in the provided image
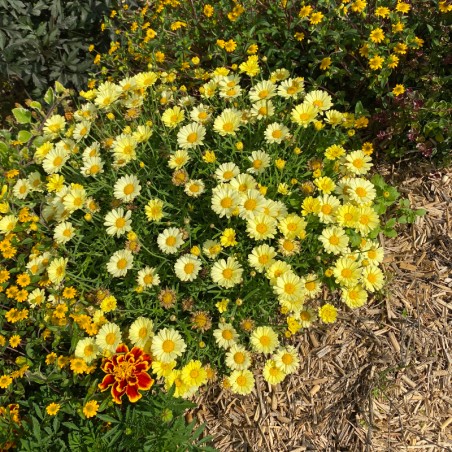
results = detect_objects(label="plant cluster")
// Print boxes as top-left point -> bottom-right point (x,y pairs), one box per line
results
0,56 -> 426,447
91,0 -> 452,161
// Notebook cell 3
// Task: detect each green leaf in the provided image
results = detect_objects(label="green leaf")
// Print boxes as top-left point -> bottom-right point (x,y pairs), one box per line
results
12,107 -> 32,124
385,218 -> 396,229
29,101 -> 42,110
398,215 -> 407,224
0,141 -> 9,153
44,87 -> 55,105
17,130 -> 32,143
384,229 -> 397,238
62,421 -> 79,431
415,208 -> 426,216
96,414 -> 119,423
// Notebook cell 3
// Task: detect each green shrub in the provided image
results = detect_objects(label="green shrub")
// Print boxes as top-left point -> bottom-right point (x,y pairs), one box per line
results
0,0 -> 116,96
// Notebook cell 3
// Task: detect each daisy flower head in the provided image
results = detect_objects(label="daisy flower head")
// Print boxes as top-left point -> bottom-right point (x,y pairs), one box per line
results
230,176 -> 257,199
304,90 -> 333,111
302,274 -> 322,298
211,184 -> 240,218
344,150 -> 373,175
247,150 -> 271,174
273,346 -> 299,374
168,149 -> 190,170
250,326 -> 279,354
229,369 -> 255,395
42,148 -> 69,174
246,214 -> 277,241
190,104 -> 212,123
151,328 -> 186,363
213,108 -> 242,136
317,194 -> 341,224
184,179 -> 205,198
335,203 -> 360,228
174,255 -> 201,282
319,226 -> 349,255
249,80 -> 276,103
355,205 -> 380,236
12,179 -> 31,199
95,322 -> 122,353
80,156 -> 104,177
177,122 -> 206,149
341,285 -> 368,309
278,214 -> 307,239
157,227 -> 185,254
75,337 -> 100,364
211,257 -> 243,288
106,249 -> 134,277
263,359 -> 286,385
277,77 -> 304,99
274,271 -> 303,301
181,360 -> 208,389
145,198 -> 165,222
238,189 -> 266,219
361,266 -> 385,292
202,239 -> 222,259
290,102 -> 317,126
53,221 -> 75,244
43,114 -> 66,137
299,307 -> 317,328
248,244 -> 277,273
48,257 -> 68,285
113,174 -> 141,202
361,241 -> 384,265
333,256 -> 362,287
213,323 -> 238,349
161,106 -> 185,128
214,162 -> 240,183
318,303 -> 337,324
347,178 -> 376,205
225,344 -> 252,371
264,122 -> 290,144
104,208 -> 132,237
83,400 -> 99,419
129,316 -> 154,348
136,266 -> 160,288
251,99 -> 275,120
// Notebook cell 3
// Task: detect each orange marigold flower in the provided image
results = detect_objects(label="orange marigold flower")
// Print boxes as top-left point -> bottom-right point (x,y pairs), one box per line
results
98,344 -> 154,404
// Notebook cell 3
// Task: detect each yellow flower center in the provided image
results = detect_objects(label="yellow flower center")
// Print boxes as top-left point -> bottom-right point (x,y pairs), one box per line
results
284,283 -> 295,294
223,170 -> 234,180
355,187 -> 367,198
305,281 -> 316,291
190,369 -> 199,379
187,132 -> 198,143
283,240 -> 295,251
114,361 -> 134,380
115,218 -> 126,228
258,254 -> 269,264
162,339 -> 175,353
184,263 -> 195,274
244,199 -> 257,210
259,335 -> 270,346
166,236 -> 177,246
234,352 -> 245,364
341,268 -> 352,278
105,332 -> 116,345
272,129 -> 282,138
282,353 -> 293,365
222,268 -> 233,279
143,274 -> 153,285
139,327 -> 148,339
252,159 -> 262,169
221,197 -> 233,208
222,329 -> 233,340
258,89 -> 269,99
329,235 -> 339,245
123,184 -> 134,195
53,156 -> 63,167
117,258 -> 128,269
321,204 -> 332,214
256,223 -> 267,234
236,375 -> 247,386
223,122 -> 234,132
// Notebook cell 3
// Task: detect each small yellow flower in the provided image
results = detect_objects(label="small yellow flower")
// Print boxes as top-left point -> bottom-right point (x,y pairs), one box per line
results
46,403 -> 60,416
392,84 -> 405,96
318,303 -> 337,324
320,57 -> 332,70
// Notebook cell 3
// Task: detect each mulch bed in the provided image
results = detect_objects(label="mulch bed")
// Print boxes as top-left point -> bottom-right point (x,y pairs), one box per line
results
190,160 -> 452,451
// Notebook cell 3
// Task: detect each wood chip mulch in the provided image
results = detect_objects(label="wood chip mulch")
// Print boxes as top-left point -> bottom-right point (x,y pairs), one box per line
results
189,161 -> 452,452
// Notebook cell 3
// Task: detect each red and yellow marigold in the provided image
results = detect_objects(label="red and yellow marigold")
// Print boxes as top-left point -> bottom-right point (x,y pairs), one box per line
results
98,344 -> 154,404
